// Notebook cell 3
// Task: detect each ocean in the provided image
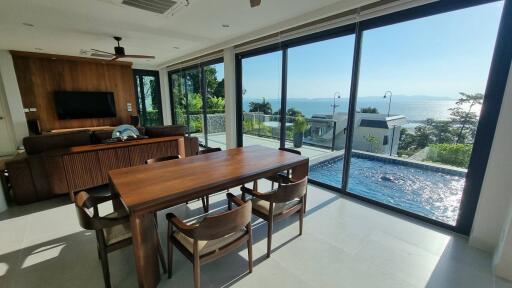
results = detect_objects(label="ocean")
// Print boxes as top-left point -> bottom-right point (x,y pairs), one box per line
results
242,96 -> 479,122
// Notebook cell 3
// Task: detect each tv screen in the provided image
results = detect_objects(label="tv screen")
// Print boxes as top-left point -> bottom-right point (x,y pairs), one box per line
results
54,91 -> 117,119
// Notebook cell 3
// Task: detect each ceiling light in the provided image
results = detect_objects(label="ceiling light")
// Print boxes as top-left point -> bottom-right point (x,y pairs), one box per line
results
221,24 -> 230,28
22,22 -> 35,27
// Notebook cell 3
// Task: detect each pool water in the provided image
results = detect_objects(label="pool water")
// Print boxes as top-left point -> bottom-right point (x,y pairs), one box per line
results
309,156 -> 465,225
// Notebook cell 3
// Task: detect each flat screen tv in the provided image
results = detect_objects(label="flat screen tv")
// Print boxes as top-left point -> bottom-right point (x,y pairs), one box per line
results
54,91 -> 117,119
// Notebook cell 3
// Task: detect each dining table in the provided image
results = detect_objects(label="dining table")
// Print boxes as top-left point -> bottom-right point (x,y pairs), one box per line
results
108,145 -> 309,287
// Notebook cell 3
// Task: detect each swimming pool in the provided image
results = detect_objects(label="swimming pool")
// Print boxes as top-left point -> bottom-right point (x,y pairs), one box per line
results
309,155 -> 465,225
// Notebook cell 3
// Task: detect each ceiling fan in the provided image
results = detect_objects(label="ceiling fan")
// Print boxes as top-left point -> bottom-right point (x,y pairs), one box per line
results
250,0 -> 261,8
91,36 -> 155,61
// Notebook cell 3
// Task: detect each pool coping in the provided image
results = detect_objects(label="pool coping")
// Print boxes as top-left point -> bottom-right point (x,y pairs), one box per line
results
310,150 -> 467,177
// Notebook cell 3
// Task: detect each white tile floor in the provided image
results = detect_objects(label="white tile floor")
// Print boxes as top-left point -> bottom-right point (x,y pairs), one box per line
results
0,181 -> 511,288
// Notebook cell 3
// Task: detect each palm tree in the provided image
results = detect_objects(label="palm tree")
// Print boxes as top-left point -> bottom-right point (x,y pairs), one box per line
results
249,97 -> 272,115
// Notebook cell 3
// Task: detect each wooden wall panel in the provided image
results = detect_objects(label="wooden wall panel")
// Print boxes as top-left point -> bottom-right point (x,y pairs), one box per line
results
11,51 -> 137,132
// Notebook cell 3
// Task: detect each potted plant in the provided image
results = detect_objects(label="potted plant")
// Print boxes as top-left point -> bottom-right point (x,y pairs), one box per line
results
293,116 -> 308,148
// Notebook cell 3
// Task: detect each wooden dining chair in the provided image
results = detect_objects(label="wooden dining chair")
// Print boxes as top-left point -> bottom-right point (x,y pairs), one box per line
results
166,193 -> 253,288
196,147 -> 222,212
266,147 -> 301,189
74,191 -> 167,288
145,155 -> 181,164
241,176 -> 307,258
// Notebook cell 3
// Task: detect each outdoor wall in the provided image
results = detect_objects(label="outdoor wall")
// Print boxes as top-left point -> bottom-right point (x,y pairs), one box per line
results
470,63 -> 512,253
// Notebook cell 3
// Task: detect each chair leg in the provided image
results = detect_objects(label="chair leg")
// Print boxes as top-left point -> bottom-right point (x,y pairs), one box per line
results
201,196 -> 209,213
299,205 -> 304,236
247,224 -> 253,273
167,223 -> 174,279
266,218 -> 273,258
97,234 -> 111,288
193,247 -> 200,288
271,181 -> 274,190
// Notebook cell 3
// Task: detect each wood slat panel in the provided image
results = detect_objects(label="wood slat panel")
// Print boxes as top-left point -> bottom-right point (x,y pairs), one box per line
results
129,142 -> 172,166
63,152 -> 104,192
98,147 -> 132,183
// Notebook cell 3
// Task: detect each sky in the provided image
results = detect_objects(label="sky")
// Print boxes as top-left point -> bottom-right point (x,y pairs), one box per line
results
241,1 -> 504,100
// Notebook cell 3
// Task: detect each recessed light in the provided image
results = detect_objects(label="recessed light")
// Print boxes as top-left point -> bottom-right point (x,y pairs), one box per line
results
22,22 -> 35,27
51,57 -> 57,60
221,24 -> 230,28
35,48 -> 43,51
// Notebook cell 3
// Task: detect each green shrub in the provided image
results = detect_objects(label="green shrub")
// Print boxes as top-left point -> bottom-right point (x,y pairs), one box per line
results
426,143 -> 472,168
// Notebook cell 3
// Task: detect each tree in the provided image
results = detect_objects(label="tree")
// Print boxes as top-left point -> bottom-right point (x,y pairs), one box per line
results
449,92 -> 483,144
249,98 -> 272,115
287,107 -> 304,118
364,133 -> 379,153
359,107 -> 379,114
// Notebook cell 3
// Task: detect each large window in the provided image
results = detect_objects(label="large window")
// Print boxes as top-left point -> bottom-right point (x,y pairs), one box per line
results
240,51 -> 282,147
345,1 -> 503,226
169,61 -> 225,148
236,0 -> 507,233
286,35 -> 355,183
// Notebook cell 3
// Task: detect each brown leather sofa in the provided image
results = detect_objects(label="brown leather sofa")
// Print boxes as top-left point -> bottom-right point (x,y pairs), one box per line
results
6,125 -> 199,204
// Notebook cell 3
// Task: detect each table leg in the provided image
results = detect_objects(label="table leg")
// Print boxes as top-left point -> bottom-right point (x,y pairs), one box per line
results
130,212 -> 161,288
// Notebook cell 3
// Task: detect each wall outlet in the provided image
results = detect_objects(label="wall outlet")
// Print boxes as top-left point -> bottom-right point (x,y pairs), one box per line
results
127,103 -> 132,112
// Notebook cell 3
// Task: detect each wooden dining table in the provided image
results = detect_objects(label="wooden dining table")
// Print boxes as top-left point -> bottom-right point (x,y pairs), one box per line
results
108,145 -> 309,288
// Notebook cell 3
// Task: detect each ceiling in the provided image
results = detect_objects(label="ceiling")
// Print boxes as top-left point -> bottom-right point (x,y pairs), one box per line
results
0,0 -> 376,68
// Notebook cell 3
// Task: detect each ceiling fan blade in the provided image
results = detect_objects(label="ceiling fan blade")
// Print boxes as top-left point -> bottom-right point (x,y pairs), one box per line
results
91,48 -> 115,55
123,55 -> 156,59
250,0 -> 261,7
90,53 -> 113,58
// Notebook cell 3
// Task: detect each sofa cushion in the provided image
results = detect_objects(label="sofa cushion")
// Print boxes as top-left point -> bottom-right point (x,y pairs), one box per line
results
23,131 -> 92,155
144,125 -> 186,138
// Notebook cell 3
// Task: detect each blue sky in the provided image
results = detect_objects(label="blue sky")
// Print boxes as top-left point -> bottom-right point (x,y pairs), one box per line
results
241,1 -> 503,100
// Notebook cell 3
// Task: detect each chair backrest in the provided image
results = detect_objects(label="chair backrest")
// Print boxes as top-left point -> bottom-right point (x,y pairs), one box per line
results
199,147 -> 222,155
74,191 -> 97,230
271,177 -> 308,203
145,155 -> 181,164
279,147 -> 301,155
191,199 -> 252,241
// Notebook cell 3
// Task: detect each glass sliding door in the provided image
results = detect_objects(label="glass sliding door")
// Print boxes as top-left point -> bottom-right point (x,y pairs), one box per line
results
169,61 -> 225,147
240,51 -> 282,148
133,69 -> 163,126
204,63 -> 226,149
346,1 -> 504,226
287,35 -> 355,188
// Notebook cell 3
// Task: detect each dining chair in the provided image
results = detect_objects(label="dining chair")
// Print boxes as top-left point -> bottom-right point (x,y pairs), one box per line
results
196,147 -> 223,212
241,176 -> 307,258
74,191 -> 167,288
266,147 -> 302,189
166,193 -> 253,288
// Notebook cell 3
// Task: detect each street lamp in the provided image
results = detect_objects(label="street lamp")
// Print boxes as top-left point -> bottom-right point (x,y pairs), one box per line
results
383,90 -> 393,117
331,91 -> 341,118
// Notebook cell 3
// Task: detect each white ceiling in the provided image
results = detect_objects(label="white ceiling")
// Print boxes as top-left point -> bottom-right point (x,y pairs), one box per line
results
0,0 -> 375,68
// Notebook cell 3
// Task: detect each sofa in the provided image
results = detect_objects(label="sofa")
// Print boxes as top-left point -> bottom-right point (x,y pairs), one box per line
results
6,125 -> 199,204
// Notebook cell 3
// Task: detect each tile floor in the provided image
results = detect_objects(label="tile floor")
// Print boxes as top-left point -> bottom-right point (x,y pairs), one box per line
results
0,181 -> 511,288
